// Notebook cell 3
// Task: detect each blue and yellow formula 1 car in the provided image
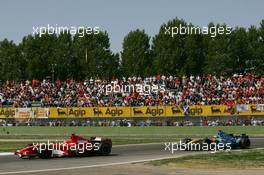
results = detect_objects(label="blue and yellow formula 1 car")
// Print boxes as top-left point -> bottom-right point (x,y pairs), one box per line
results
181,130 -> 250,151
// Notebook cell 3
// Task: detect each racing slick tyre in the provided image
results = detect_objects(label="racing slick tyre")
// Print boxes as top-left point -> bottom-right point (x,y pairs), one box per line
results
239,135 -> 250,148
38,149 -> 52,159
182,138 -> 192,144
99,143 -> 111,156
203,138 -> 212,145
203,138 -> 213,149
181,138 -> 192,151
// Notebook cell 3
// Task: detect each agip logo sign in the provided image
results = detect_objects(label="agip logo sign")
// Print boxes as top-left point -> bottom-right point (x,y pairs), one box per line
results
0,108 -> 16,118
49,108 -> 90,118
132,106 -> 165,117
92,107 -> 130,117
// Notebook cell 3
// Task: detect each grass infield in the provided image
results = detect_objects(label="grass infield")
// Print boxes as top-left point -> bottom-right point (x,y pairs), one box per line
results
148,149 -> 264,169
0,126 -> 263,152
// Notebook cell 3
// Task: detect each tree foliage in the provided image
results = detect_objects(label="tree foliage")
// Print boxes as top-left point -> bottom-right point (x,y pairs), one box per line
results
0,18 -> 264,81
121,29 -> 151,76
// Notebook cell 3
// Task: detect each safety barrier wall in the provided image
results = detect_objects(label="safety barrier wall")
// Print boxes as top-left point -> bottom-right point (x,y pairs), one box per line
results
1,104 -> 264,119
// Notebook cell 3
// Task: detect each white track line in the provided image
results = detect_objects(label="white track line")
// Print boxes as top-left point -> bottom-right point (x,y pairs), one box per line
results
0,155 -> 184,175
1,148 -> 263,174
0,153 -> 13,156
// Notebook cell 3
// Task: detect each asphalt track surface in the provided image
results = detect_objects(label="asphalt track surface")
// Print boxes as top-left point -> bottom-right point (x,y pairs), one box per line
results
0,137 -> 263,175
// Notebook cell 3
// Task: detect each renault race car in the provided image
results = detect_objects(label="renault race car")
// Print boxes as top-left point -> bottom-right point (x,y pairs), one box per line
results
15,134 -> 112,159
181,130 -> 250,151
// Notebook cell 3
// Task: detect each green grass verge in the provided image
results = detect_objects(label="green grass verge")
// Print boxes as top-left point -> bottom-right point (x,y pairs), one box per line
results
149,149 -> 264,169
0,141 -> 30,152
1,126 -> 263,137
0,126 -> 263,152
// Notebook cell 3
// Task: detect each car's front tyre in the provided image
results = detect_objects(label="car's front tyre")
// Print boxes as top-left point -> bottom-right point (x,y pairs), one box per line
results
38,149 -> 52,159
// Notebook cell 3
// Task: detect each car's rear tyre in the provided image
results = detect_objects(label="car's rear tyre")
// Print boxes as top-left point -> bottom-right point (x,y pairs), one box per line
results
182,138 -> 192,144
99,143 -> 111,156
202,138 -> 213,150
239,136 -> 250,148
203,138 -> 212,145
181,138 -> 192,151
38,149 -> 52,159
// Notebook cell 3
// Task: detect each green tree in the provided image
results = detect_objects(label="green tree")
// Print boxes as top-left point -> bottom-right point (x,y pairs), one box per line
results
0,39 -> 22,80
183,29 -> 206,75
254,20 -> 264,74
121,29 -> 151,76
73,31 -> 119,79
20,33 -> 58,80
152,18 -> 188,75
203,24 -> 233,75
228,27 -> 251,74
53,32 -> 73,80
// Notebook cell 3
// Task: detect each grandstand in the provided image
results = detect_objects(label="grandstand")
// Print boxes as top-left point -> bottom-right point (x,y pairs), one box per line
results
0,74 -> 264,126
0,74 -> 263,108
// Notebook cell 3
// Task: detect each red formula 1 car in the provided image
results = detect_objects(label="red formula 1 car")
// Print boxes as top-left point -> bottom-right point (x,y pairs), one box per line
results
15,134 -> 112,159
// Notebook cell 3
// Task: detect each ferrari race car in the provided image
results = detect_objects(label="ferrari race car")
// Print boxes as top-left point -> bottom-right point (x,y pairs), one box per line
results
181,130 -> 250,151
15,134 -> 112,159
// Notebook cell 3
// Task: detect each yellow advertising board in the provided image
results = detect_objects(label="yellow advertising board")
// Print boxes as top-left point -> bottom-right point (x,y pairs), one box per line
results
49,107 -> 95,118
131,106 -> 166,117
165,106 -> 184,117
91,107 -> 131,117
1,104 -> 264,119
168,105 -> 247,117
163,105 -> 264,117
0,108 -> 16,118
204,105 -> 238,116
49,107 -> 131,118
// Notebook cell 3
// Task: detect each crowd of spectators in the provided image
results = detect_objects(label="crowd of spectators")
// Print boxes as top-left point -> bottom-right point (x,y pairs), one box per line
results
0,73 -> 264,107
1,118 -> 263,127
201,118 -> 264,126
